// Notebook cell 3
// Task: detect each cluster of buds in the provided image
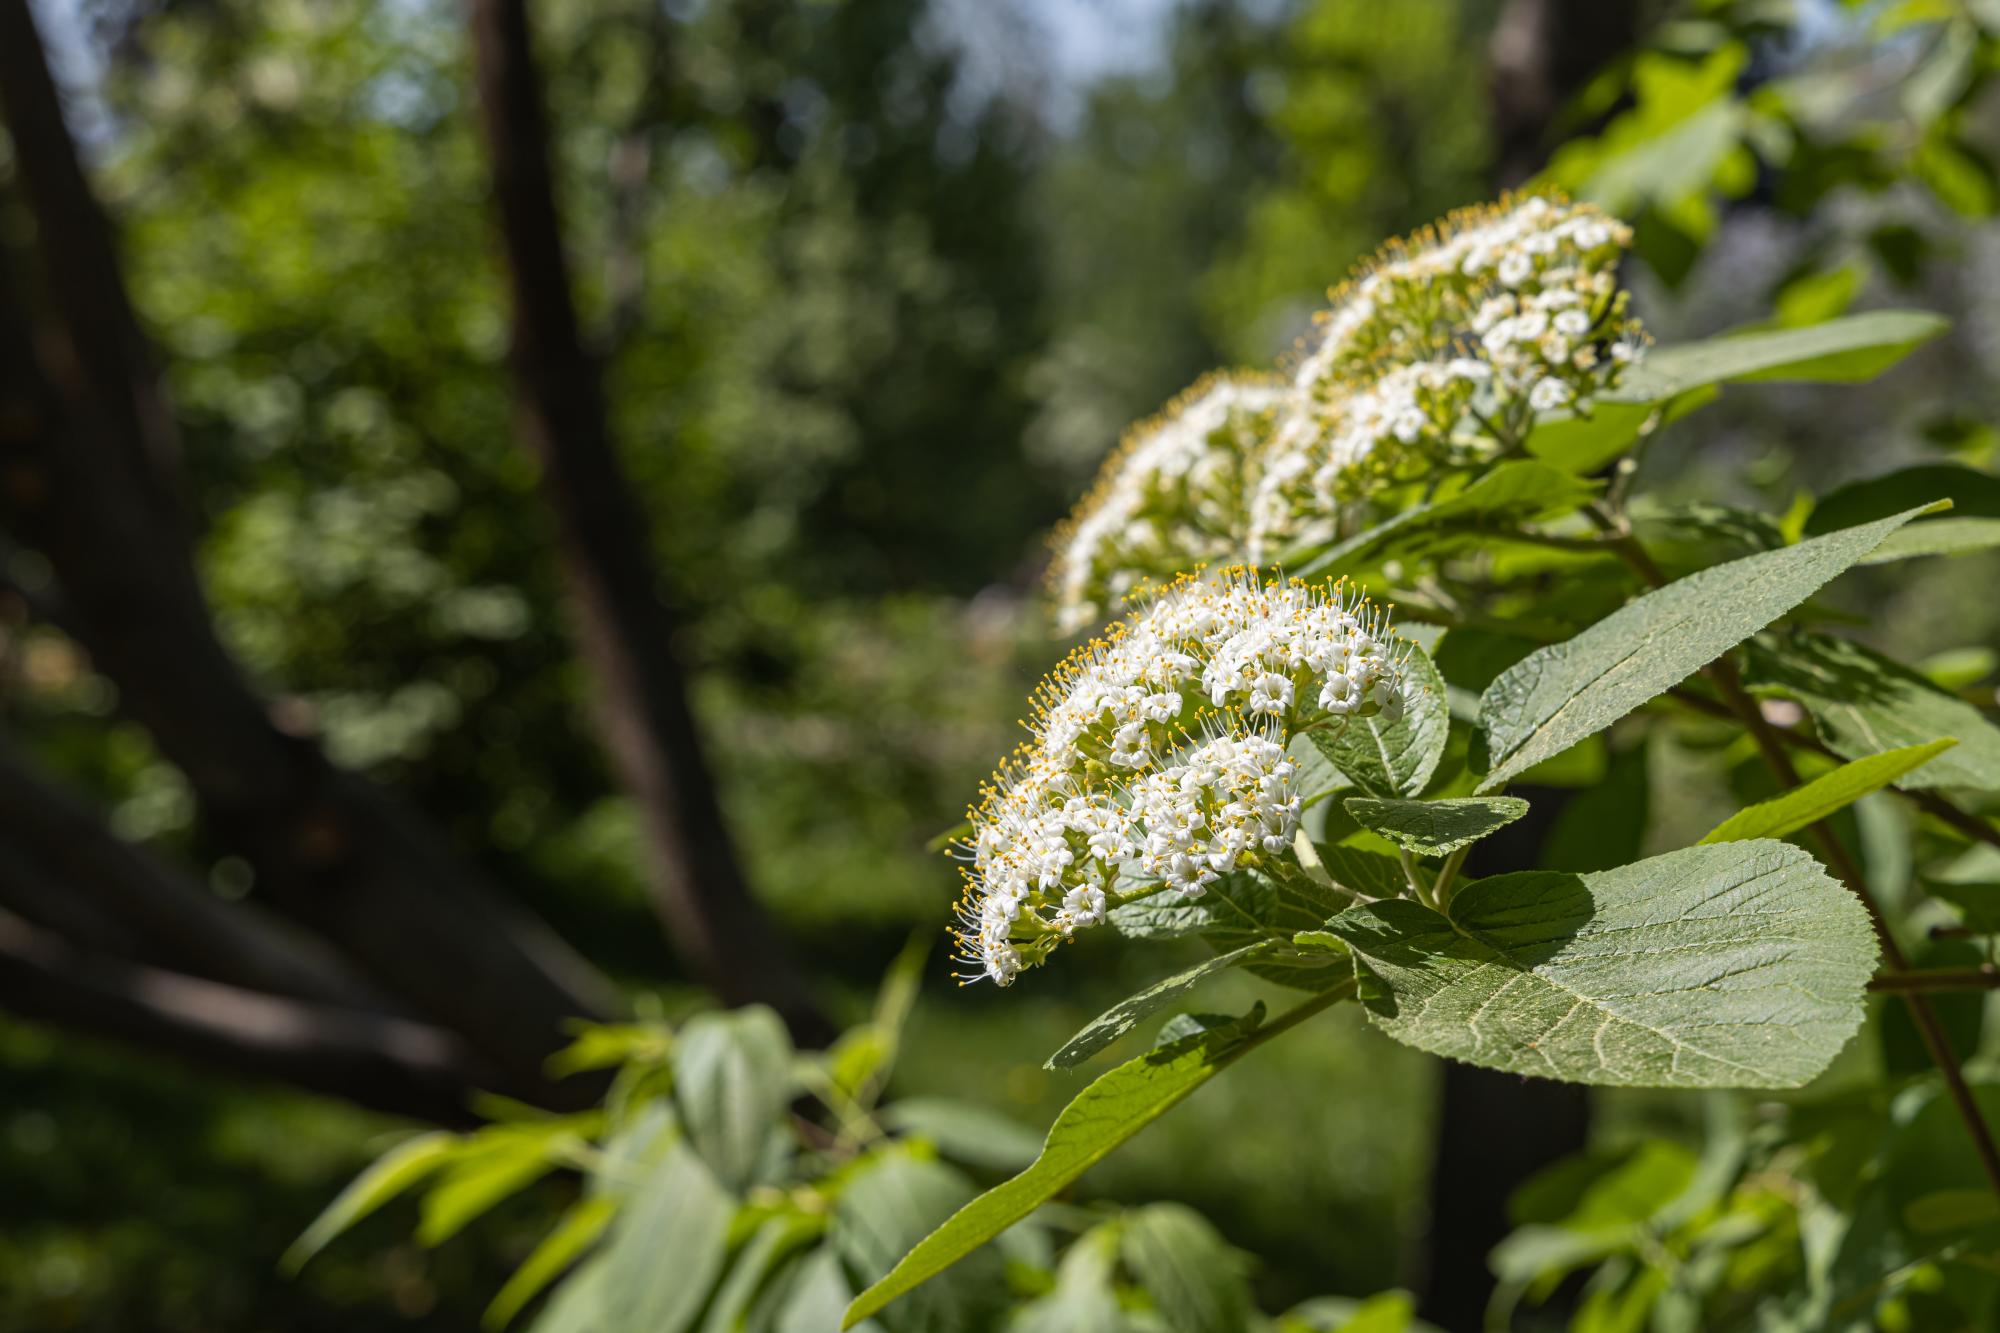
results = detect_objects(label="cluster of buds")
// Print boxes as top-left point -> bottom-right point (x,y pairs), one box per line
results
1047,374 -> 1284,636
1047,193 -> 1645,631
954,571 -> 1409,987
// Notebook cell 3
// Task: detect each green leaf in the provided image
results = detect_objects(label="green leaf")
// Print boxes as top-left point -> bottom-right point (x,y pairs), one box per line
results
484,1196 -> 619,1330
1310,638 -> 1448,799
1524,386 -> 1717,475
1928,881 -> 2000,933
833,1153 -> 1006,1333
700,1214 -> 824,1333
1343,796 -> 1530,857
1805,463 -> 2000,535
1699,741 -> 1958,844
419,1122 -> 579,1246
674,1005 -> 795,1193
1293,461 -> 1599,579
1613,310 -> 1949,401
1011,1224 -> 1132,1333
1477,504 -> 1945,792
877,1098 -> 1045,1173
597,1140 -> 734,1333
1541,740 -> 1650,873
841,1000 -> 1325,1328
1317,841 -> 1878,1088
1862,516 -> 2000,564
282,1131 -> 459,1273
1047,941 -> 1278,1070
1746,633 -> 2000,792
1119,1203 -> 1253,1333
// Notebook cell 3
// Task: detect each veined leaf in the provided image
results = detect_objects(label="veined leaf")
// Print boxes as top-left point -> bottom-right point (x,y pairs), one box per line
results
1746,634 -> 2000,792
598,1141 -> 733,1333
1344,796 -> 1530,857
841,997 -> 1338,1328
1119,1204 -> 1253,1333
1047,941 -> 1277,1070
1293,461 -> 1599,579
674,1005 -> 795,1194
1477,503 -> 1946,792
484,1196 -> 619,1330
283,1131 -> 459,1272
1613,310 -> 1948,401
1311,639 -> 1448,799
1699,740 -> 1958,844
1318,841 -> 1878,1088
833,1152 -> 1006,1333
699,1213 -> 824,1333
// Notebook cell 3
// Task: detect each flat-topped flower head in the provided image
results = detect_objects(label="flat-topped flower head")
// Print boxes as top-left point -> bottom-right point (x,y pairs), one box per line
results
1296,192 -> 1642,388
955,570 -> 1410,987
1048,373 -> 1284,636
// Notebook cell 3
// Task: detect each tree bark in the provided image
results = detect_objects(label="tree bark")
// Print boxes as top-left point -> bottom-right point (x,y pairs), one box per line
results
0,1 -> 615,1100
0,739 -> 385,1010
465,0 -> 829,1043
0,909 -> 488,1126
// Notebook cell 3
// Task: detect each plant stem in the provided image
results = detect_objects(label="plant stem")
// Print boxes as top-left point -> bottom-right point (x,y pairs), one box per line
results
1869,967 -> 2000,993
1400,848 -> 1435,908
1433,845 -> 1471,911
1607,528 -> 2000,1197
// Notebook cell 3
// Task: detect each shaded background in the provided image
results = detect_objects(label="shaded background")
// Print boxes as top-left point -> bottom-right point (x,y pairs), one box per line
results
4,0 -> 2000,1328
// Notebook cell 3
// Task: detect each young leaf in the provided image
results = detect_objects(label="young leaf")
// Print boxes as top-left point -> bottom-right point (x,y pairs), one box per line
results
1311,638 -> 1448,799
1524,386 -> 1717,475
674,1005 -> 795,1194
1477,503 -> 1946,792
419,1122 -> 579,1246
597,1141 -> 734,1333
1317,841 -> 1878,1088
1047,941 -> 1278,1070
1343,795 -> 1530,857
1119,1203 -> 1254,1333
1698,740 -> 1957,844
1293,461 -> 1598,579
841,998 -> 1338,1329
484,1195 -> 619,1330
833,1153 -> 1007,1333
283,1131 -> 459,1273
1746,634 -> 2000,792
1613,310 -> 1948,400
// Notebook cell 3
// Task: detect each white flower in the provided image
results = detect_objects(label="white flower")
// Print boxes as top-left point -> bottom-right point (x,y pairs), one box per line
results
956,571 -> 1410,987
1048,373 -> 1284,635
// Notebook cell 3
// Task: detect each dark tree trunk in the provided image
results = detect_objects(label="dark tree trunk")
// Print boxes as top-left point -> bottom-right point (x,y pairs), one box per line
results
1489,0 -> 1645,187
0,0 -> 614,1106
466,0 -> 830,1044
1417,789 -> 1591,1328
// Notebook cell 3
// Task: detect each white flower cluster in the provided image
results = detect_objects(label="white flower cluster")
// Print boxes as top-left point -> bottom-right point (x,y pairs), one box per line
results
1046,194 -> 1644,634
1048,374 -> 1283,635
1246,358 -> 1486,563
1244,195 -> 1643,560
955,572 -> 1407,986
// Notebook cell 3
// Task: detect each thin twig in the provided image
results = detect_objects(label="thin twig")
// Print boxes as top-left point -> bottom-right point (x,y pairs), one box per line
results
1870,967 -> 2000,993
